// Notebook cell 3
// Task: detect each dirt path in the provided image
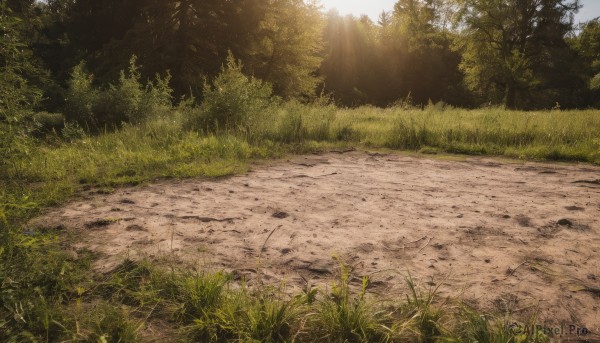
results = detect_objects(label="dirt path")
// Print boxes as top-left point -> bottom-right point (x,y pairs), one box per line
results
33,152 -> 600,329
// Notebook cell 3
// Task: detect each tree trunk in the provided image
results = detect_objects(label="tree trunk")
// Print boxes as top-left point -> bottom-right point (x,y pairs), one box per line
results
504,83 -> 517,109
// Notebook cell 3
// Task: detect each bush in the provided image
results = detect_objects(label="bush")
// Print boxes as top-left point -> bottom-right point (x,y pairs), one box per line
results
0,6 -> 42,170
190,53 -> 275,134
33,111 -> 65,135
60,121 -> 86,142
63,62 -> 98,127
100,57 -> 172,125
0,124 -> 34,170
64,57 -> 173,131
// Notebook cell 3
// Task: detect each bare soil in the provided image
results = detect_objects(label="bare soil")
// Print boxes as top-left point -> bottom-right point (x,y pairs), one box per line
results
33,152 -> 600,329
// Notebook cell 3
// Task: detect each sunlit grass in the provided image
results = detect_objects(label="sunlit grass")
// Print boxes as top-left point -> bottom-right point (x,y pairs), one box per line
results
332,106 -> 600,163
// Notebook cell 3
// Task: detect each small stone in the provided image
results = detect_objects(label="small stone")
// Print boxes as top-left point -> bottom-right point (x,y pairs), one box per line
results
308,259 -> 334,275
272,211 -> 289,219
557,218 -> 573,226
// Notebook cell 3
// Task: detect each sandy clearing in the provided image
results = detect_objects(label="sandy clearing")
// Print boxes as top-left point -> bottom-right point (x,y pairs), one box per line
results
33,152 -> 600,329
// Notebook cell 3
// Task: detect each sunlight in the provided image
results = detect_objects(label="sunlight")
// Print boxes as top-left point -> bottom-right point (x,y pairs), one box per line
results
319,0 -> 395,19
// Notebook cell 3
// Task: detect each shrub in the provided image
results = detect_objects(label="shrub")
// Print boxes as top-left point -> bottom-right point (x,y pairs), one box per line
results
99,57 -> 172,125
64,57 -> 172,131
0,124 -> 34,170
33,111 -> 65,135
63,62 -> 98,127
60,121 -> 86,142
0,6 -> 42,169
190,53 -> 275,133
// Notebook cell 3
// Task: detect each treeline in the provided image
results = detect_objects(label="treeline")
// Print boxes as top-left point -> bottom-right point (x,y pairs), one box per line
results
323,0 -> 600,109
2,0 -> 600,117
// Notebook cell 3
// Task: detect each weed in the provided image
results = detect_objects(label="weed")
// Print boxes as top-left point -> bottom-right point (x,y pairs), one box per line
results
314,263 -> 394,342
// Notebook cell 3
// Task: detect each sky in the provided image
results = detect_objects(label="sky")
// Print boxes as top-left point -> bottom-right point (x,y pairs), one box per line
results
318,0 -> 600,24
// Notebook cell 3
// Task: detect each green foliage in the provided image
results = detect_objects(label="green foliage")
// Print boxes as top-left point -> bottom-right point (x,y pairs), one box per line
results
60,121 -> 86,142
105,56 -> 172,125
454,0 -> 580,109
316,263 -> 394,342
59,0 -> 324,100
64,57 -> 172,130
274,101 -> 336,144
242,0 -> 324,98
33,111 -> 65,134
188,291 -> 302,342
64,61 -> 97,126
0,5 -> 42,124
320,2 -> 464,108
190,54 -> 275,134
456,307 -> 550,343
573,19 -> 600,104
82,304 -> 140,343
401,274 -> 446,342
0,217 -> 91,341
277,109 -> 307,144
592,73 -> 600,90
387,115 -> 431,150
0,4 -> 41,166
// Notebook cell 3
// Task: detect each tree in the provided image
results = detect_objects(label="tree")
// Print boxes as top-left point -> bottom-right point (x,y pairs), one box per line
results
236,0 -> 324,99
571,18 -> 600,105
389,0 -> 464,105
454,0 -> 581,109
318,1 -> 465,107
56,0 -> 323,99
574,19 -> 600,86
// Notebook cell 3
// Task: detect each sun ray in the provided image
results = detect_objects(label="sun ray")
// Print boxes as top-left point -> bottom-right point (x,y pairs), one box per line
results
319,0 -> 396,20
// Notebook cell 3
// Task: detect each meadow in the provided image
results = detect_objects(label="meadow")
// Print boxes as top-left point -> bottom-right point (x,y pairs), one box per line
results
2,99 -> 600,341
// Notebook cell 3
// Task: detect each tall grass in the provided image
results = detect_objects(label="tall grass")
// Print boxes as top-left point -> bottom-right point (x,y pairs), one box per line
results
332,106 -> 600,163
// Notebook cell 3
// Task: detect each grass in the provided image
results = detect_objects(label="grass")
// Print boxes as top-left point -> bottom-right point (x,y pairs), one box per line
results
334,106 -> 600,164
1,103 -> 599,341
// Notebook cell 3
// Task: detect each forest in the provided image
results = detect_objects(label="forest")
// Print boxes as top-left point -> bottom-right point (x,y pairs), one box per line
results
3,0 -> 600,116
2,0 -> 600,342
